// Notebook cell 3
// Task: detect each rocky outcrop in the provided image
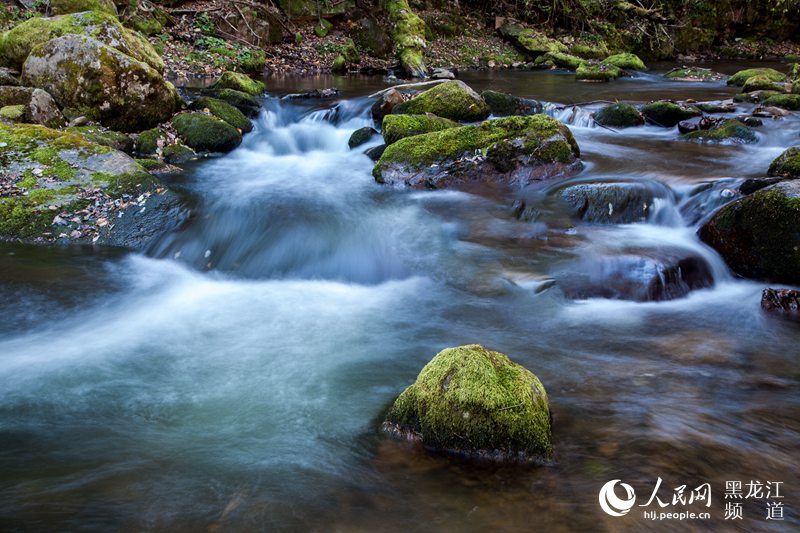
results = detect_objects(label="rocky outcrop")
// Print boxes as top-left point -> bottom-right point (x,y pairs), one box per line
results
381,113 -> 458,145
383,344 -> 553,462
373,115 -> 581,191
698,181 -> 800,284
0,10 -> 163,71
392,80 -> 490,122
21,35 -> 180,132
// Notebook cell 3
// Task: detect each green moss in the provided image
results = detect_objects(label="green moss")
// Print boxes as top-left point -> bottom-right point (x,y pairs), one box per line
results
0,104 -> 24,120
384,344 -> 552,460
237,48 -> 266,73
190,96 -> 252,132
594,102 -> 643,128
543,51 -> 585,70
570,40 -> 609,59
314,18 -> 332,38
210,71 -> 264,96
602,52 -> 645,70
332,55 -> 346,73
768,147 -> 800,178
136,127 -> 163,155
135,157 -> 164,170
727,68 -> 786,86
375,115 -> 577,180
392,80 -> 490,122
50,0 -> 117,16
640,101 -> 702,127
126,14 -> 163,36
212,88 -> 260,117
741,74 -> 783,92
162,142 -> 196,164
683,119 -> 757,144
0,10 -> 163,71
342,38 -> 359,63
733,90 -> 780,103
171,112 -> 242,152
382,114 -> 459,145
385,0 -> 427,77
762,94 -> 800,110
499,23 -> 566,57
576,63 -> 621,81
67,125 -> 132,152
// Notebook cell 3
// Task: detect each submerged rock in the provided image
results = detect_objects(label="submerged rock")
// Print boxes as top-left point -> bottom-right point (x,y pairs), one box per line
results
682,119 -> 756,144
383,344 -> 553,462
21,34 -> 180,132
593,102 -> 644,128
392,80 -> 490,122
373,114 -> 581,191
481,90 -> 542,117
559,182 -> 663,223
381,113 -> 458,145
768,147 -> 800,178
727,68 -> 786,87
171,112 -> 242,153
602,53 -> 645,71
698,181 -> 800,284
641,101 -> 701,127
761,288 -> 800,317
558,249 -> 714,302
348,126 -> 378,149
0,10 -> 163,71
364,143 -> 386,161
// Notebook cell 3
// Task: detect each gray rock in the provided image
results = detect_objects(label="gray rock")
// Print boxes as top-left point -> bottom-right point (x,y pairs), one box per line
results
559,182 -> 666,224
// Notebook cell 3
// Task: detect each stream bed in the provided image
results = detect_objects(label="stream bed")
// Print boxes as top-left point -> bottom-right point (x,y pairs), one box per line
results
1,63 -> 799,532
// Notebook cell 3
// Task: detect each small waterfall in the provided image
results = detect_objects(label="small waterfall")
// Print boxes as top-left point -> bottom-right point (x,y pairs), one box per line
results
542,101 -> 597,127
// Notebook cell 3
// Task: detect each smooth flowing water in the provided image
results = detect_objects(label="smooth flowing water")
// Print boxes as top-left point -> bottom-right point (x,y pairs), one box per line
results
1,64 -> 799,532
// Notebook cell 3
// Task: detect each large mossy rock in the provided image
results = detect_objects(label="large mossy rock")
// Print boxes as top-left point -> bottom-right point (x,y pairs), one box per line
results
602,52 -> 645,71
171,112 -> 242,153
727,68 -> 786,87
682,119 -> 756,144
50,0 -> 117,15
481,90 -> 542,117
210,71 -> 265,96
768,147 -> 800,179
392,80 -> 490,122
190,96 -> 252,132
211,88 -> 261,117
383,344 -> 553,462
593,102 -> 643,128
381,113 -> 458,145
21,35 -> 179,132
698,181 -> 800,284
543,51 -> 584,70
0,86 -> 64,128
0,10 -> 163,72
641,101 -> 702,127
498,22 -> 566,58
576,63 -> 621,82
385,0 -> 427,78
374,114 -> 581,190
0,122 -> 156,241
762,94 -> 800,110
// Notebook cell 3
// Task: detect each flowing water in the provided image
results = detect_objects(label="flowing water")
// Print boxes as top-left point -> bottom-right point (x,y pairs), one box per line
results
1,64 -> 799,532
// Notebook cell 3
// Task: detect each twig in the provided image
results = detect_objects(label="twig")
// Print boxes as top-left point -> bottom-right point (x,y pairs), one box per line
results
591,119 -> 620,134
233,2 -> 261,46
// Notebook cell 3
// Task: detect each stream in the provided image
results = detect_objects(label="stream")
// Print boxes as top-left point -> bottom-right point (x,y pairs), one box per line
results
1,63 -> 799,532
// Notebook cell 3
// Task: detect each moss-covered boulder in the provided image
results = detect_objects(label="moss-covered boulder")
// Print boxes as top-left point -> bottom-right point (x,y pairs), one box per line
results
480,90 -> 542,117
602,52 -> 645,71
374,114 -> 581,191
383,344 -> 552,462
0,86 -> 64,128
50,0 -> 117,16
190,96 -> 252,132
381,113 -> 458,145
727,68 -> 786,87
498,22 -> 566,58
698,181 -> 800,283
212,88 -> 261,117
385,0 -> 427,78
594,102 -> 644,128
762,94 -> 800,110
21,35 -> 180,132
0,10 -> 163,72
392,80 -> 490,122
171,112 -> 242,153
0,122 -> 157,242
210,71 -> 264,96
682,119 -> 756,144
768,147 -> 800,179
664,67 -> 724,82
348,126 -> 378,149
576,63 -> 621,82
741,75 -> 784,92
543,51 -> 584,70
569,40 -> 609,59
641,101 -> 702,127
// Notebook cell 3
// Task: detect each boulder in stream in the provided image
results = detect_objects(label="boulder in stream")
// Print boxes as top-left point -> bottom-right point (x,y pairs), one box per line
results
575,63 -> 621,82
190,96 -> 253,133
480,90 -> 542,117
383,344 -> 553,462
762,94 -> 800,110
210,71 -> 265,96
768,147 -> 800,179
558,248 -> 715,302
602,53 -> 645,71
348,126 -> 378,149
593,102 -> 644,128
641,101 -> 702,127
698,180 -> 800,284
171,112 -> 242,153
727,68 -> 786,87
373,114 -> 581,191
559,182 -> 665,223
211,88 -> 262,118
682,119 -> 756,144
392,80 -> 490,122
371,88 -> 404,121
381,113 -> 458,145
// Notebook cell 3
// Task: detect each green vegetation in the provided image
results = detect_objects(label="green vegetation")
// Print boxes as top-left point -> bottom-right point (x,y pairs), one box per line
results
392,80 -> 490,122
171,112 -> 242,152
727,68 -> 786,86
190,96 -> 252,132
603,52 -> 645,70
210,71 -> 265,96
381,114 -> 459,145
594,102 -> 644,128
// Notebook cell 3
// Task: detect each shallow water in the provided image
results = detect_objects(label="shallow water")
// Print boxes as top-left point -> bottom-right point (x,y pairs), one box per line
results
1,64 -> 800,532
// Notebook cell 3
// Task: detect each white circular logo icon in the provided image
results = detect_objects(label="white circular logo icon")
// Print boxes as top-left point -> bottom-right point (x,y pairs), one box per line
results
599,480 -> 636,517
